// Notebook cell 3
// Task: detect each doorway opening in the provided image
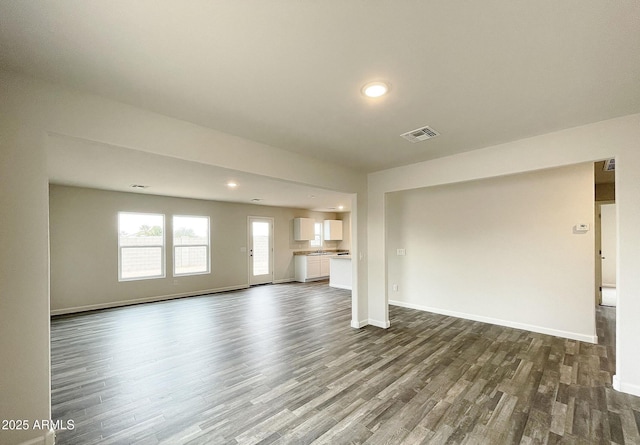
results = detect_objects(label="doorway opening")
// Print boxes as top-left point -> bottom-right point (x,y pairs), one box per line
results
594,159 -> 616,307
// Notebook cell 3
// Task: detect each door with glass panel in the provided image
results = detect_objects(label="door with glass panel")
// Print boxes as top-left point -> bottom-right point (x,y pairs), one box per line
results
249,217 -> 274,285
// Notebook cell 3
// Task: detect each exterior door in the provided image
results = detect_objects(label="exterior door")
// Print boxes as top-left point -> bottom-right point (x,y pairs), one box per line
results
249,217 -> 274,285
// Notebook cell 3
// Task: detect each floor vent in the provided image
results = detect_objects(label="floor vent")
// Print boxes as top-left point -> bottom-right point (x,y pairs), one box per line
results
400,126 -> 440,143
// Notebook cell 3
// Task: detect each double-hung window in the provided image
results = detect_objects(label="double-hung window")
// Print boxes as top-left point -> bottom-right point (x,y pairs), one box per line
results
173,215 -> 210,276
118,212 -> 165,281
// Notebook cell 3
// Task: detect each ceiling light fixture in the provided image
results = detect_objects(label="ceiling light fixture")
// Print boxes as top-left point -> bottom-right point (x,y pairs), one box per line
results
227,182 -> 238,188
338,205 -> 344,210
362,81 -> 390,98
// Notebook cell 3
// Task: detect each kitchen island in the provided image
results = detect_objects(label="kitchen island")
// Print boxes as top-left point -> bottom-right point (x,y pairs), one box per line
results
329,255 -> 352,290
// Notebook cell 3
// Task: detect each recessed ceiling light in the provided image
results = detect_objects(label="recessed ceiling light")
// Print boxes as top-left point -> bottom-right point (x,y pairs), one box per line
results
338,205 -> 344,210
362,81 -> 390,98
227,182 -> 238,188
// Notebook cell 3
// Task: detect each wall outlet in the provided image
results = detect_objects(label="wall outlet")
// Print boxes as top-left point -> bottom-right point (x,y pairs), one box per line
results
396,249 -> 406,256
392,284 -> 399,291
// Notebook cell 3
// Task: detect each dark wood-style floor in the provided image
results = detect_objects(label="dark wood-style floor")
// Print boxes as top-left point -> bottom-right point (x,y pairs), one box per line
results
51,282 -> 640,444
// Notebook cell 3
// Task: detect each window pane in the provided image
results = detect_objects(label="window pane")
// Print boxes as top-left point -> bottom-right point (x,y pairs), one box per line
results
173,216 -> 209,245
173,216 -> 209,276
310,222 -> 322,247
121,247 -> 163,279
119,213 -> 164,243
175,246 -> 208,275
252,221 -> 269,276
118,213 -> 164,280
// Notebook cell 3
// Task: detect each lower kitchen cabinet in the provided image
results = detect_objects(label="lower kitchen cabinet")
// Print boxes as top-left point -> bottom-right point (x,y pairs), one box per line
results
295,255 -> 330,282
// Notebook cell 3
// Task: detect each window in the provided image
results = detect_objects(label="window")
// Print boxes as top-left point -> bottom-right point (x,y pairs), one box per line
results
173,215 -> 210,276
118,212 -> 165,281
310,222 -> 323,247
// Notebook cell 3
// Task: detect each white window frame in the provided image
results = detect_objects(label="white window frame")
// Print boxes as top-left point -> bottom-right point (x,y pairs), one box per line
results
173,215 -> 210,277
118,212 -> 165,281
310,221 -> 323,248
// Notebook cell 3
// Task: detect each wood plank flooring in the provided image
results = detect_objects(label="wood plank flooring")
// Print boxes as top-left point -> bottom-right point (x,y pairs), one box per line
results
51,282 -> 640,444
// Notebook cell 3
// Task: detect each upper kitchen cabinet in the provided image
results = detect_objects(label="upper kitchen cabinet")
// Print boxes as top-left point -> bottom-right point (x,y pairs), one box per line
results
293,217 -> 315,240
323,220 -> 343,241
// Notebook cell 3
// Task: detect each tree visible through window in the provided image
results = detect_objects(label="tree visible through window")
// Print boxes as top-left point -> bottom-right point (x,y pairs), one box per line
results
118,212 -> 165,280
173,215 -> 210,276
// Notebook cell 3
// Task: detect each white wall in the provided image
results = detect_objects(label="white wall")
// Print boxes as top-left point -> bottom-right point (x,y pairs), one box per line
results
49,185 -> 344,314
0,105 -> 53,442
368,113 -> 640,397
386,163 -> 595,342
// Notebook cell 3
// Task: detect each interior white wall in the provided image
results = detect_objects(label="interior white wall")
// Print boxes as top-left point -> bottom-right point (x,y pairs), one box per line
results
368,113 -> 640,396
49,185 -> 344,314
0,117 -> 53,442
386,163 -> 595,342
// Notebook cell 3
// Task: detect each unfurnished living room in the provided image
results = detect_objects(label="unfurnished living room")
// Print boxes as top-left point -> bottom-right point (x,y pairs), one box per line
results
2,2 -> 640,445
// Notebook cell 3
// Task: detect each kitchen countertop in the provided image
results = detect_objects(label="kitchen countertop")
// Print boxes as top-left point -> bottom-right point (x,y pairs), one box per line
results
293,250 -> 349,256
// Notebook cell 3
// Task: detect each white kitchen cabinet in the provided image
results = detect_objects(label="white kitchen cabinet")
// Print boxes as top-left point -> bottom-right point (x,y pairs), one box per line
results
293,218 -> 315,241
320,255 -> 331,277
295,255 -> 330,282
323,220 -> 343,241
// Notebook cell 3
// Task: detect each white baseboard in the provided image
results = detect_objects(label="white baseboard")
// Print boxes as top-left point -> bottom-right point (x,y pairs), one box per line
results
613,374 -> 621,391
389,299 -> 598,344
51,284 -> 250,315
351,319 -> 368,328
19,429 -> 55,445
273,278 -> 295,284
612,375 -> 640,397
368,318 -> 391,329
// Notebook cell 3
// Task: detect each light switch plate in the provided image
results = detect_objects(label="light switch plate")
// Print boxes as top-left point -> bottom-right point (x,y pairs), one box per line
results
397,248 -> 406,256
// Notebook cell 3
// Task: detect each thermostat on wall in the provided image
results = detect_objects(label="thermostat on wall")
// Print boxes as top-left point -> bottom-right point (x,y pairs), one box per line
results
575,223 -> 589,232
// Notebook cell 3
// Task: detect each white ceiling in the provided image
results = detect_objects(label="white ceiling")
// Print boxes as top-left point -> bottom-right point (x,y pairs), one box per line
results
2,1 -> 639,207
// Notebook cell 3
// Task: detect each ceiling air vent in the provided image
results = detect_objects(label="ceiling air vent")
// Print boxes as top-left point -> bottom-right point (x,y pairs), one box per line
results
400,126 -> 440,143
603,159 -> 615,171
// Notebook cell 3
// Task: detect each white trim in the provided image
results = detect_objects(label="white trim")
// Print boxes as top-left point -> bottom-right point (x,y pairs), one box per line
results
18,429 -> 55,445
368,318 -> 391,329
273,278 -> 295,284
389,299 -> 598,344
50,285 -> 249,315
613,375 -> 640,397
351,319 -> 368,328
